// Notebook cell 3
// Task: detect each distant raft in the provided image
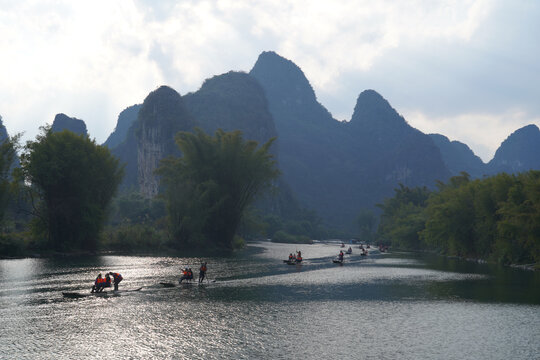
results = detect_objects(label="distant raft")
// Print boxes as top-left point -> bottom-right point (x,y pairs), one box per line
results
283,258 -> 302,265
159,280 -> 216,287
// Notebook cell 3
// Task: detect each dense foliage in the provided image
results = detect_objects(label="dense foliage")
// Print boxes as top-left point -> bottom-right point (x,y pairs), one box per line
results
100,191 -> 168,252
18,128 -> 124,251
0,132 -> 22,256
377,172 -> 540,265
158,128 -> 280,250
377,184 -> 430,249
0,133 -> 18,224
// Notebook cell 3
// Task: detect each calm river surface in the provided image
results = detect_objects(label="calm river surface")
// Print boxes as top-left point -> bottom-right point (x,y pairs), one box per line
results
0,241 -> 539,359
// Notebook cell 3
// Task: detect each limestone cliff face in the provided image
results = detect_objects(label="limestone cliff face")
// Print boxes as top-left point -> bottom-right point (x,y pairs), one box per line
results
137,125 -> 165,198
136,86 -> 194,198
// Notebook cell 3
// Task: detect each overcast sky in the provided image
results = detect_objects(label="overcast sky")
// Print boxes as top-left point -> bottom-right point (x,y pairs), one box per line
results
1,0 -> 538,162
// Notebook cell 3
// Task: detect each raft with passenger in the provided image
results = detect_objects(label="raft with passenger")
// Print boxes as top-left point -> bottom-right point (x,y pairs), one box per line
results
63,287 -> 142,298
284,251 -> 303,265
283,256 -> 303,265
160,280 -> 215,287
333,250 -> 345,264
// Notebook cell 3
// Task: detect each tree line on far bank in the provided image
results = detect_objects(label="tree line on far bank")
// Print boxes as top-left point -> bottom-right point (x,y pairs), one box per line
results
0,126 -> 332,257
377,172 -> 540,266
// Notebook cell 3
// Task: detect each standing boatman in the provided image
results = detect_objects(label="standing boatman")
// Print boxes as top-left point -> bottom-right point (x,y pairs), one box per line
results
199,262 -> 207,283
108,272 -> 123,291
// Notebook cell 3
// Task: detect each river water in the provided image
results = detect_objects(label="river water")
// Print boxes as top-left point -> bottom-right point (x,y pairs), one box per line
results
0,241 -> 538,359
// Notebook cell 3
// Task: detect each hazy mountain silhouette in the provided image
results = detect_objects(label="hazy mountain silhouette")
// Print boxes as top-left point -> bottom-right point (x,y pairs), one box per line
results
104,105 -> 141,149
51,113 -> 88,136
487,124 -> 540,174
429,134 -> 486,178
250,51 -> 450,230
183,71 -> 278,151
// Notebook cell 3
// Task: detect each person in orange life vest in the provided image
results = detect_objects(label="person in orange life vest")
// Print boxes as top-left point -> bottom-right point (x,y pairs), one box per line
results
289,253 -> 294,261
187,268 -> 193,281
296,251 -> 302,261
179,268 -> 190,283
108,272 -> 123,291
91,273 -> 106,293
104,273 -> 112,289
199,262 -> 207,283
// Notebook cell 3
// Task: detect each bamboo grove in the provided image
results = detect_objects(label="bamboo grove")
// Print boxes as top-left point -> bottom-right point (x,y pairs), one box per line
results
158,128 -> 280,250
377,172 -> 540,265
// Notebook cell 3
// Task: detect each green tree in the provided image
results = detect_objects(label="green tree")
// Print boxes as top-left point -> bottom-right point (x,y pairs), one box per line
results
377,184 -> 430,248
421,184 -> 475,256
107,190 -> 166,226
158,128 -> 280,250
377,171 -> 539,265
0,132 -> 19,225
495,171 -> 540,264
19,127 -> 124,251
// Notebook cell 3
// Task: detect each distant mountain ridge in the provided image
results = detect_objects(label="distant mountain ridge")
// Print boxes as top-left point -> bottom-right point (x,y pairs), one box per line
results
429,133 -> 485,178
250,51 -> 450,229
100,51 -> 540,231
10,51 -> 538,233
429,124 -> 540,178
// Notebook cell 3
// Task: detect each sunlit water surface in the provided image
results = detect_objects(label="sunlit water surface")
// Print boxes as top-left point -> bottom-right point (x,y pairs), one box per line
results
0,241 -> 539,359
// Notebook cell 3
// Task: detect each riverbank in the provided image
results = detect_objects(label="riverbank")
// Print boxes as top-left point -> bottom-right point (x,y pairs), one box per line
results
394,247 -> 539,272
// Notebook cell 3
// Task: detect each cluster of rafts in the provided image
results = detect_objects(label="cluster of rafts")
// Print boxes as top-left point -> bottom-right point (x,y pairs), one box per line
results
285,243 -> 373,266
63,244 -> 384,298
